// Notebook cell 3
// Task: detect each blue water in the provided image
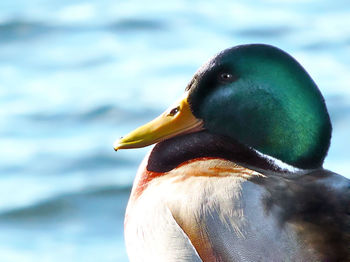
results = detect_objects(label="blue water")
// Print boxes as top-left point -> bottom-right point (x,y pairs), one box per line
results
0,0 -> 349,261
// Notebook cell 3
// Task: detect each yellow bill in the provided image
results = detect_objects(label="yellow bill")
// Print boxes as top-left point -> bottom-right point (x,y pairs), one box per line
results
114,92 -> 203,151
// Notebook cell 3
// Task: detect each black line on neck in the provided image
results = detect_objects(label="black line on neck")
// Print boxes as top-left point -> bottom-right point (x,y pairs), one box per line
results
146,131 -> 285,173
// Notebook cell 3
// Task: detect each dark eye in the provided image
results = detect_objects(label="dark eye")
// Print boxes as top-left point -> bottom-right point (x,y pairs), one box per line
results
219,73 -> 234,82
168,106 -> 180,116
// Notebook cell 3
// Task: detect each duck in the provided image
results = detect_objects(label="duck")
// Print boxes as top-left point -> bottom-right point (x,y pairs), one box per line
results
114,44 -> 350,262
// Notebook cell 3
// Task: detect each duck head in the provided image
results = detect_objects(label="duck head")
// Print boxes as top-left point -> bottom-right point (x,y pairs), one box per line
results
115,44 -> 332,170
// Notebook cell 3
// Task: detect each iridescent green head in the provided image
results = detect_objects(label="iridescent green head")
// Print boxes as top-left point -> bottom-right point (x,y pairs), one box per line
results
187,44 -> 332,169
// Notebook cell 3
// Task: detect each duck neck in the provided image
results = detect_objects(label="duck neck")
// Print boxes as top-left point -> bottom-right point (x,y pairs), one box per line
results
146,131 -> 311,175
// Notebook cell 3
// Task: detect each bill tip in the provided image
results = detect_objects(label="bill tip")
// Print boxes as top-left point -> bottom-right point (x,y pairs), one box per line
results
113,140 -> 121,151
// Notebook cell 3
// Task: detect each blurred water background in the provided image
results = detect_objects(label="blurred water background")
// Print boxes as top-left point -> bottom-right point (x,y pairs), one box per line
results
0,0 -> 349,261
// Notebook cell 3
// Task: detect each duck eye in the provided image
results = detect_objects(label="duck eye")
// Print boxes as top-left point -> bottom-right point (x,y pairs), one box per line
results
168,106 -> 180,116
219,73 -> 234,82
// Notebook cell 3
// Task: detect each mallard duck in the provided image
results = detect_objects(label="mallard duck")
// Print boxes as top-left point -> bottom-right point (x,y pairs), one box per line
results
114,44 -> 350,262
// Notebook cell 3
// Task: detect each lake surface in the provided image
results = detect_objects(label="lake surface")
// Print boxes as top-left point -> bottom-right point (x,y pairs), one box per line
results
0,0 -> 349,261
